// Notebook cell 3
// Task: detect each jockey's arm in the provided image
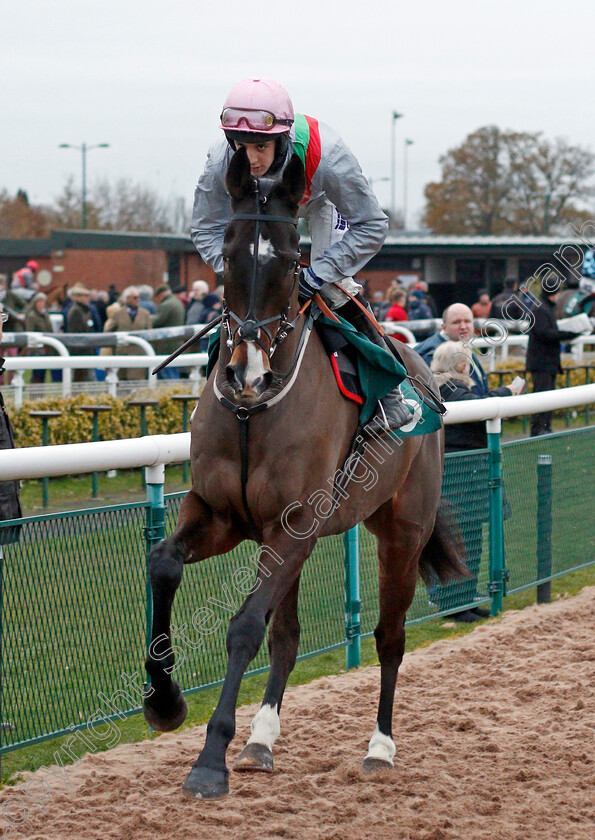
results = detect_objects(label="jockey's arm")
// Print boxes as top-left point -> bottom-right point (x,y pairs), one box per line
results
191,138 -> 233,275
306,131 -> 389,286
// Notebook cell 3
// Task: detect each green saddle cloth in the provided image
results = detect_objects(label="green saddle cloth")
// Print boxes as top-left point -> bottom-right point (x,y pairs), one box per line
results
206,314 -> 441,437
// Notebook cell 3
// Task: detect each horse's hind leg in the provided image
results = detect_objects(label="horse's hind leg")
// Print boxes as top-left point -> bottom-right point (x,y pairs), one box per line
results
363,485 -> 438,773
235,573 -> 302,773
143,490 -> 239,732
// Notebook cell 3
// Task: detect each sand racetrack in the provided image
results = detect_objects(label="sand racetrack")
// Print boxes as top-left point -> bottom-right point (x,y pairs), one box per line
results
2,587 -> 593,840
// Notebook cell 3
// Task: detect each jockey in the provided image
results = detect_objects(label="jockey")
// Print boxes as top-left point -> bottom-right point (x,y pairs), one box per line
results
191,77 -> 411,433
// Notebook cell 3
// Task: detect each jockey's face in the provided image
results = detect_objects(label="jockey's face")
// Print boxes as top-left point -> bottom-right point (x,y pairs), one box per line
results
234,140 -> 276,178
443,304 -> 474,341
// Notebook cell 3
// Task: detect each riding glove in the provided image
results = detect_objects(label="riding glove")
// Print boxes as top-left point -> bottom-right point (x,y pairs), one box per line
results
298,267 -> 324,303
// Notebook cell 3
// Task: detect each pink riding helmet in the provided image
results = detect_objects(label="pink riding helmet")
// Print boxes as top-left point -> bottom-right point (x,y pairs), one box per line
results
220,78 -> 294,136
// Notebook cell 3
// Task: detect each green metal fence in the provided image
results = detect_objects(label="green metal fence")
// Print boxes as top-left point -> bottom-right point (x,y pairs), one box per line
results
0,426 -> 593,756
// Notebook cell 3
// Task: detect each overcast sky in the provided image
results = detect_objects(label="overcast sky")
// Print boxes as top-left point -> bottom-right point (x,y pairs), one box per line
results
3,0 -> 595,230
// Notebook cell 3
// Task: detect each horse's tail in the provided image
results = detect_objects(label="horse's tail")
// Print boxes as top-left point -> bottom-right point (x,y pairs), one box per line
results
418,501 -> 469,585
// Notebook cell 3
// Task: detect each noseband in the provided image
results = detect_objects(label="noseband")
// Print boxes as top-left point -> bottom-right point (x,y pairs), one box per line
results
223,180 -> 301,361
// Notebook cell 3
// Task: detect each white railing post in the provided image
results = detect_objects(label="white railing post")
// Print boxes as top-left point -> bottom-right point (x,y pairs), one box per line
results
106,368 -> 119,398
189,366 -> 201,396
62,367 -> 72,398
12,372 -> 25,411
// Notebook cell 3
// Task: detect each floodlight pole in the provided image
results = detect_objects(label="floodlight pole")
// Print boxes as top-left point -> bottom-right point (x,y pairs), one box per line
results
403,139 -> 414,231
391,111 -> 403,223
58,142 -> 110,229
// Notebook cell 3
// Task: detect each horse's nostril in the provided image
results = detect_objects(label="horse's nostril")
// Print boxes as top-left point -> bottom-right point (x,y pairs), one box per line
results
252,370 -> 273,395
225,364 -> 244,392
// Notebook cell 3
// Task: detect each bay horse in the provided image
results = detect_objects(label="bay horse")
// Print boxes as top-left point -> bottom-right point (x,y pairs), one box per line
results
143,148 -> 465,799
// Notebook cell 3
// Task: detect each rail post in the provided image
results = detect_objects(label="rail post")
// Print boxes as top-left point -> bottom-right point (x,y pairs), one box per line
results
79,405 -> 112,498
487,418 -> 506,616
171,394 -> 195,484
344,525 -> 361,669
536,454 -> 553,604
28,410 -> 62,507
144,463 -> 166,693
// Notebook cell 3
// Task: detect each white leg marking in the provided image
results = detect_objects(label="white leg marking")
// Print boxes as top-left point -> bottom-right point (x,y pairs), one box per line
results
365,724 -> 396,766
246,703 -> 280,751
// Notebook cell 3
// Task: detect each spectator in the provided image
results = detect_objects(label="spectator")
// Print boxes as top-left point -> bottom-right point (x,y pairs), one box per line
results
415,303 -> 489,396
3,276 -> 27,333
103,286 -> 152,380
65,283 -> 95,382
189,292 -> 224,352
384,288 -> 408,322
0,276 -> 25,383
11,267 -> 37,303
430,340 -> 522,622
25,292 -> 54,384
185,280 -> 210,325
138,285 -> 157,315
87,289 -> 103,332
416,280 -> 438,317
152,283 -> 185,379
0,300 -> 22,543
471,289 -> 492,319
172,284 -> 189,308
407,289 -> 433,321
370,290 -> 389,321
490,277 -> 525,321
93,290 -> 109,329
526,287 -> 582,437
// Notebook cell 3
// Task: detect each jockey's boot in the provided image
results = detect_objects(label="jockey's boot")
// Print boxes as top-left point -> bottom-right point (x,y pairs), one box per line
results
334,294 -> 413,434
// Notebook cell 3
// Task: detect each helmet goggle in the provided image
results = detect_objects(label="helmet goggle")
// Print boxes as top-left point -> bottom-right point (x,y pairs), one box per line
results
220,107 -> 293,132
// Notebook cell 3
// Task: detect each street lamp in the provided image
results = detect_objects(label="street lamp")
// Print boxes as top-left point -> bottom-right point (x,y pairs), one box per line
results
391,111 -> 403,223
403,139 -> 414,231
58,142 -> 110,229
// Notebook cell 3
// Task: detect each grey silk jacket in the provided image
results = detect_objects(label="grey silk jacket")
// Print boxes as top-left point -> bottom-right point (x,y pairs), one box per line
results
190,120 -> 389,287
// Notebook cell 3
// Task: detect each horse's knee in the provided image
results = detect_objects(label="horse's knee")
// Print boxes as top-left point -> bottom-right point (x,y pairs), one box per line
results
148,537 -> 184,590
226,610 -> 267,662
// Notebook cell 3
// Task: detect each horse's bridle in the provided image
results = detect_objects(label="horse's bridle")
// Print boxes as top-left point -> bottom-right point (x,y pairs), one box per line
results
222,180 -> 302,364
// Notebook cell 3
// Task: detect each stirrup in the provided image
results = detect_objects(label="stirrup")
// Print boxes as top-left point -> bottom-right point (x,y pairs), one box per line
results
365,392 -> 413,435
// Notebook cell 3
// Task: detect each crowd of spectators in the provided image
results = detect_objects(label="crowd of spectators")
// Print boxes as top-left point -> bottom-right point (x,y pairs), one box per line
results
0,264 -> 224,383
0,263 -> 588,394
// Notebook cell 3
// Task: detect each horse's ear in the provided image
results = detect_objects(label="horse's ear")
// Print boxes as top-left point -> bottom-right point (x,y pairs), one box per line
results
226,147 -> 254,206
270,154 -> 306,212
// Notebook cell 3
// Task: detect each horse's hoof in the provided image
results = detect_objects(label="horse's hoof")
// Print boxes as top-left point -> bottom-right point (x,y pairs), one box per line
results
362,757 -> 393,775
143,682 -> 188,732
182,766 -> 229,800
234,742 -> 274,773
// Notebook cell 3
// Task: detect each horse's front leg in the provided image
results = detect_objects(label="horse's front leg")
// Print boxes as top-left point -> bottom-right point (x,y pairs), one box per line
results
182,533 -> 313,800
234,573 -> 302,773
143,490 -> 239,733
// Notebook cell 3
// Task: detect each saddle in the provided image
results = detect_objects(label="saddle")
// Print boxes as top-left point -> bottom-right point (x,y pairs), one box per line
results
315,321 -> 363,406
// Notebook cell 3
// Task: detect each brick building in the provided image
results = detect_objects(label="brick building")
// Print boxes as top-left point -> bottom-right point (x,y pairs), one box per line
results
0,230 -> 586,311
